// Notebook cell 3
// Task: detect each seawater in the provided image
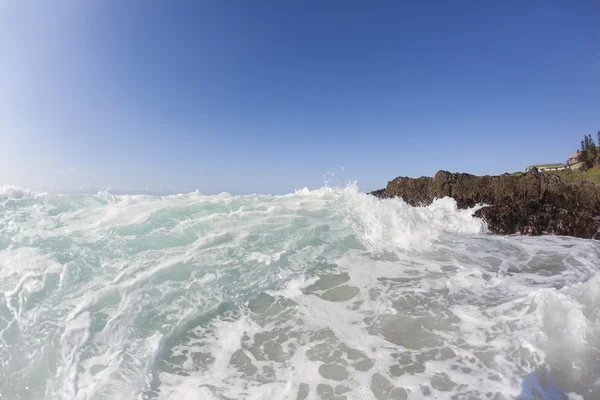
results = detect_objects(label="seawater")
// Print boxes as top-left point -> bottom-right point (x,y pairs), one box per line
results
0,184 -> 599,400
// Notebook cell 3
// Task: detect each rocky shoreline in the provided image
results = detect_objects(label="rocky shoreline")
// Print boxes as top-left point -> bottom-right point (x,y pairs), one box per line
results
371,168 -> 600,239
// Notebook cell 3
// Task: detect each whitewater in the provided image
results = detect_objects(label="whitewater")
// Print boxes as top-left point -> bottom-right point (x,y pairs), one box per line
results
0,184 -> 599,400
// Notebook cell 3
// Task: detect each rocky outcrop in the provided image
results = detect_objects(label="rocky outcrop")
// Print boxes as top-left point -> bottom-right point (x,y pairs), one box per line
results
371,169 -> 600,239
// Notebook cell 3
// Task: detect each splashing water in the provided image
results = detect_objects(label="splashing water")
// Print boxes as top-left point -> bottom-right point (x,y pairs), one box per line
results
0,184 -> 599,399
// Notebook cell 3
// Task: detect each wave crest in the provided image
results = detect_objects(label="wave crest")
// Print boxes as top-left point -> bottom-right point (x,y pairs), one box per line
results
338,185 -> 486,252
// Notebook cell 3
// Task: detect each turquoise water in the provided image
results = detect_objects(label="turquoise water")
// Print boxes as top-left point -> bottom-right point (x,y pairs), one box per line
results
1,185 -> 599,399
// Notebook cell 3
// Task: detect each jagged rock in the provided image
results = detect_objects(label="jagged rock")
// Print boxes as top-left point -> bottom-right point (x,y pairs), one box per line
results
370,168 -> 600,239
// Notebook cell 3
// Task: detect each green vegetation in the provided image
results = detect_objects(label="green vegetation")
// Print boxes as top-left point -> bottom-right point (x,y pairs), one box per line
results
577,131 -> 600,169
536,130 -> 600,184
544,168 -> 600,185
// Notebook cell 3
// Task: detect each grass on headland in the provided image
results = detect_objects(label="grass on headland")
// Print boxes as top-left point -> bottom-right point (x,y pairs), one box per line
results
510,168 -> 600,184
544,168 -> 600,185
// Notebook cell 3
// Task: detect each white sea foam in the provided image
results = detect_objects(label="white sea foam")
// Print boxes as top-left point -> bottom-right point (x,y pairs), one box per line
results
0,184 -> 598,399
0,184 -> 38,199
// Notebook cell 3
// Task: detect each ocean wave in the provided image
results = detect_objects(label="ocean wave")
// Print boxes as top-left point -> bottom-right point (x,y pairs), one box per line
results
0,183 -> 598,399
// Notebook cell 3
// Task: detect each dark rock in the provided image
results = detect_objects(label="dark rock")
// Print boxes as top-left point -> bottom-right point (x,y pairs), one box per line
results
369,188 -> 388,199
370,168 -> 600,239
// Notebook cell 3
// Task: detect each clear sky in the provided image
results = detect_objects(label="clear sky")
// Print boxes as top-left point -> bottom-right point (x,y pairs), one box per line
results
1,1 -> 599,194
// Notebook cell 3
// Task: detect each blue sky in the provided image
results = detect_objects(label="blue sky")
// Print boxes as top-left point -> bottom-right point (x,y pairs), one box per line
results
1,1 -> 599,194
